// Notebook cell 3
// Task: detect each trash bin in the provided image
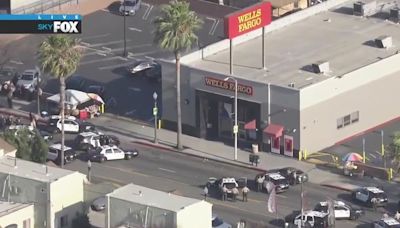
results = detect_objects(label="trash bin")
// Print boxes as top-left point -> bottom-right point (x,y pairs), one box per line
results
252,144 -> 259,153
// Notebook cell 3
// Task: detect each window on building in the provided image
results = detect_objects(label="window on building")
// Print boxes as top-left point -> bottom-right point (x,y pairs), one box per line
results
23,219 -> 31,228
60,215 -> 68,227
343,115 -> 351,126
351,111 -> 359,123
337,118 -> 344,129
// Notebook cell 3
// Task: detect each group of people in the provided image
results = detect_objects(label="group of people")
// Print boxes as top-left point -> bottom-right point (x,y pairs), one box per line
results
0,115 -> 21,129
203,185 -> 250,202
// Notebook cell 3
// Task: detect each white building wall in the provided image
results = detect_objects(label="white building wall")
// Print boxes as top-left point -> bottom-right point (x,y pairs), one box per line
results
49,172 -> 86,228
11,0 -> 39,10
176,201 -> 212,228
0,204 -> 34,228
299,54 -> 400,152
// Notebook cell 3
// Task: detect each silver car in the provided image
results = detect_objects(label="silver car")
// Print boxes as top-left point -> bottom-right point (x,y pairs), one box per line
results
212,215 -> 232,228
119,0 -> 141,16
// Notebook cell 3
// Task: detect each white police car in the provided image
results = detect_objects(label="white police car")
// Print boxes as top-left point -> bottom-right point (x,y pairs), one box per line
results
293,210 -> 329,227
373,217 -> 400,228
314,200 -> 363,220
263,173 -> 289,193
352,187 -> 388,207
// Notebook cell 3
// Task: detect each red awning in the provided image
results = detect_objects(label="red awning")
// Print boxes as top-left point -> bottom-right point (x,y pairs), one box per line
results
244,119 -> 257,130
263,123 -> 284,138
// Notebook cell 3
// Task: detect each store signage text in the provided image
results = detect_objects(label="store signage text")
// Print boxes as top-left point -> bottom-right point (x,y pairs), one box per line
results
204,77 -> 253,96
224,2 -> 271,39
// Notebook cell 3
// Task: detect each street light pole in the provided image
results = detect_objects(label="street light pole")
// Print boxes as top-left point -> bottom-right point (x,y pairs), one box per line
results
362,137 -> 366,163
153,92 -> 158,144
123,0 -> 127,57
224,77 -> 238,161
381,130 -> 386,168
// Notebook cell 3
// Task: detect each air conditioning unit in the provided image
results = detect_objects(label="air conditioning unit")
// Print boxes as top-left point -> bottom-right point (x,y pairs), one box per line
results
10,186 -> 21,195
288,82 -> 295,87
311,61 -> 330,74
390,7 -> 400,23
375,36 -> 393,49
354,1 -> 377,17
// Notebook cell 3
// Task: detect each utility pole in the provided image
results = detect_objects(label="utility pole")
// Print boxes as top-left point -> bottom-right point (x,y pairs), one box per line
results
123,0 -> 127,57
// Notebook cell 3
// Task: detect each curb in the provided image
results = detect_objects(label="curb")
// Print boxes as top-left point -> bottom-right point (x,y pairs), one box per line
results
132,140 -> 267,173
0,108 -> 47,124
101,113 -> 151,127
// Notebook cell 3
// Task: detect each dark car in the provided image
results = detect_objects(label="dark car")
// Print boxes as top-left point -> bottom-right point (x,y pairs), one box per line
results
79,122 -> 96,133
0,67 -> 20,85
48,143 -> 77,165
91,196 -> 106,211
66,75 -> 88,91
127,60 -> 161,82
351,187 -> 388,207
86,85 -> 107,99
275,167 -> 309,185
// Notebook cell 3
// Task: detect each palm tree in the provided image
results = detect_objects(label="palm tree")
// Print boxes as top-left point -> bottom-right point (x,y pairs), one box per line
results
153,0 -> 203,150
389,131 -> 400,172
38,35 -> 83,168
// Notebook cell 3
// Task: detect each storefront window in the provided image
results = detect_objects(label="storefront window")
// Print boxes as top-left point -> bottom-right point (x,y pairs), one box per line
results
219,102 -> 233,138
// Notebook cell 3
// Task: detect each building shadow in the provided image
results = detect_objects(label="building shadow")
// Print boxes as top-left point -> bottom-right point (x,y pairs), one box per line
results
363,40 -> 377,48
331,6 -> 354,15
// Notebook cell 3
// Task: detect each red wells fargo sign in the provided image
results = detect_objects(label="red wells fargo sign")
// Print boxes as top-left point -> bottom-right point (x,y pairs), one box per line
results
224,2 -> 272,39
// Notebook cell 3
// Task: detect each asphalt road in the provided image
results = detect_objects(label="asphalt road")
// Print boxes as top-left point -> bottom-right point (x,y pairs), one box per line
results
0,1 -> 225,122
52,131 -> 384,227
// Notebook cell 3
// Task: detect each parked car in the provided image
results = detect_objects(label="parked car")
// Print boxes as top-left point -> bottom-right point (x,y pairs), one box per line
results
48,143 -> 77,165
258,172 -> 290,193
74,131 -> 120,151
127,60 -> 161,80
351,187 -> 388,207
47,115 -> 86,134
273,167 -> 309,185
119,0 -> 141,15
314,200 -> 363,220
373,217 -> 400,228
212,215 -> 232,228
65,75 -> 87,91
293,210 -> 330,228
89,145 -> 138,162
91,196 -> 106,211
16,69 -> 40,99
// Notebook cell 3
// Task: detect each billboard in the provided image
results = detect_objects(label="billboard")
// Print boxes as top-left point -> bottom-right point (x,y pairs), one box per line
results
224,2 -> 272,39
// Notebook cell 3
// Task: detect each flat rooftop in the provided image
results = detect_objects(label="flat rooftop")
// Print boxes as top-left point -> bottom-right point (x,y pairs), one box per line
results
108,183 -> 204,212
0,156 -> 78,182
188,0 -> 400,89
0,201 -> 31,217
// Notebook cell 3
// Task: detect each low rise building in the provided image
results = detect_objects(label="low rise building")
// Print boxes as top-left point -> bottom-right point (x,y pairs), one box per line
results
0,155 -> 87,228
106,183 -> 212,228
160,0 -> 400,157
0,201 -> 34,228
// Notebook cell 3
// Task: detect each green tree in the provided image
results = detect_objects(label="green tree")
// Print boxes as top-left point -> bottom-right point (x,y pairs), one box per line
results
38,35 -> 83,168
153,0 -> 203,150
11,129 -> 31,160
388,131 -> 400,172
30,130 -> 48,163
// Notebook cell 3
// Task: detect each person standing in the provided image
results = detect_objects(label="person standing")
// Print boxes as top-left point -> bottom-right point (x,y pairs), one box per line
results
242,186 -> 250,202
7,83 -> 15,109
222,186 -> 228,201
232,187 -> 239,202
204,186 -> 208,200
257,176 -> 264,192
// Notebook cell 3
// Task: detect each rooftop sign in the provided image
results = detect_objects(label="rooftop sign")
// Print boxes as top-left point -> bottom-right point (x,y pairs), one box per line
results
224,2 -> 271,39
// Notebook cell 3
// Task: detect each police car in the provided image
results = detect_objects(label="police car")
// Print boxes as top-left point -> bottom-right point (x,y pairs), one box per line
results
314,200 -> 363,220
263,173 -> 289,193
373,217 -> 400,228
352,187 -> 388,207
293,210 -> 329,227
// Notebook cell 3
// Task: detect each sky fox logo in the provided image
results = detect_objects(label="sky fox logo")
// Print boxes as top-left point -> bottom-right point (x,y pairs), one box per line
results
37,21 -> 80,33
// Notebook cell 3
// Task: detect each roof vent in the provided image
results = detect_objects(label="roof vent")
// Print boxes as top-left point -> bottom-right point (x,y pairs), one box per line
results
375,36 -> 392,49
390,7 -> 400,23
311,61 -> 330,74
288,82 -> 295,87
353,1 -> 377,17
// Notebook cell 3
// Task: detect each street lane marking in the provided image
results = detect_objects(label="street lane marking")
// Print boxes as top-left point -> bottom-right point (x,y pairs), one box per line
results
142,4 -> 153,20
101,8 -> 110,13
81,41 -> 90,46
369,153 -> 377,159
145,56 -> 154,60
206,17 -> 219,35
128,87 -> 141,92
81,33 -> 110,41
9,60 -> 23,65
109,44 -> 153,53
158,168 -> 176,173
101,47 -> 112,52
128,27 -> 142,32
98,62 -> 133,70
85,40 -> 131,48
125,109 -> 137,116
210,19 -> 219,35
96,52 -> 107,57
80,56 -> 124,65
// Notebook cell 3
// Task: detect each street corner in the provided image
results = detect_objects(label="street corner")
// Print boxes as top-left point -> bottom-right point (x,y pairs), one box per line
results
320,181 -> 359,192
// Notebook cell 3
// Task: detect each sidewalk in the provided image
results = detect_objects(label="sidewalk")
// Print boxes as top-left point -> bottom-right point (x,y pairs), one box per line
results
89,113 -> 348,185
0,0 -> 116,48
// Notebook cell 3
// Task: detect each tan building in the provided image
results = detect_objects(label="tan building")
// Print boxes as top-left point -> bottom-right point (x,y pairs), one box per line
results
106,183 -> 213,228
0,201 -> 34,228
160,0 -> 400,157
0,155 -> 87,228
0,138 -> 16,157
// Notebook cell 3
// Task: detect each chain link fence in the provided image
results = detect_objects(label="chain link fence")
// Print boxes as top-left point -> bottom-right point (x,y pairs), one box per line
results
12,0 -> 79,14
